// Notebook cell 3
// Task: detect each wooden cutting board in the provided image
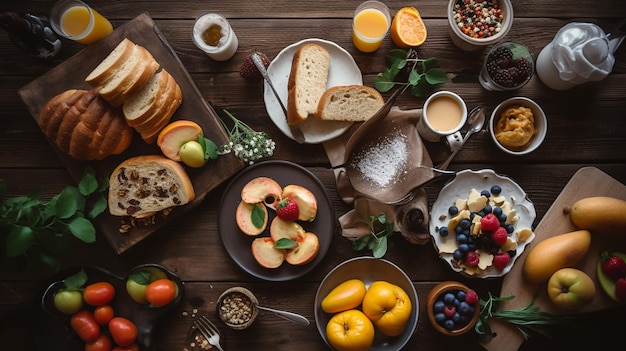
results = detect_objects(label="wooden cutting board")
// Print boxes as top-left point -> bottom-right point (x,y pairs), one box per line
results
481,167 -> 626,351
18,13 -> 244,254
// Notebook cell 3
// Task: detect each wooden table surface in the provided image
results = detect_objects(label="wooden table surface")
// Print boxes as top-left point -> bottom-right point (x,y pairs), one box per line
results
1,1 -> 626,350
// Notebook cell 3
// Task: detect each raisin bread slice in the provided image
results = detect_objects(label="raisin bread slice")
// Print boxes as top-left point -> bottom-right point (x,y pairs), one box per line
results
108,155 -> 195,218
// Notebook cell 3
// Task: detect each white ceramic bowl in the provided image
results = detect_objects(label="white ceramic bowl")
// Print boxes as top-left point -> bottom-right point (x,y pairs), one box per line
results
489,97 -> 547,155
447,0 -> 513,51
314,257 -> 419,351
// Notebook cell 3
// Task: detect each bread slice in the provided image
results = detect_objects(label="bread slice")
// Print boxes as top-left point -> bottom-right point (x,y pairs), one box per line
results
316,85 -> 384,122
108,155 -> 195,218
85,38 -> 135,86
287,43 -> 330,125
91,44 -> 160,107
123,68 -> 171,126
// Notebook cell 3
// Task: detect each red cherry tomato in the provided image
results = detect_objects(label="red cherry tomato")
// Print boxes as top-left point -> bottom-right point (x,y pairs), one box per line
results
85,333 -> 112,351
84,282 -> 116,306
145,279 -> 177,307
108,317 -> 138,347
93,304 -> 115,326
112,344 -> 139,351
70,310 -> 100,342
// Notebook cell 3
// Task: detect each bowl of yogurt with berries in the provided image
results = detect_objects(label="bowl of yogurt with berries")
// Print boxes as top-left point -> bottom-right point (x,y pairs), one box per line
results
429,169 -> 536,278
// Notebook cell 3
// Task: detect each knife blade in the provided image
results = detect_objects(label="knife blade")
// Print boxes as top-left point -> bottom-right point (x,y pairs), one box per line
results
252,50 -> 306,144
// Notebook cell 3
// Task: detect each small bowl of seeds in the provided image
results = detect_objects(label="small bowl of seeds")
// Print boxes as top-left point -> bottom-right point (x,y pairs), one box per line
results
216,287 -> 259,330
447,0 -> 513,51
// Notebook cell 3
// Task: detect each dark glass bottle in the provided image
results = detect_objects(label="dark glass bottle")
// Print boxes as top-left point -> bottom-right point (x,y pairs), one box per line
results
0,12 -> 62,58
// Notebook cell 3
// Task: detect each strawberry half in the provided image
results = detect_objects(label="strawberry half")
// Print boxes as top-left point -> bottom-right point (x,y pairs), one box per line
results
276,198 -> 299,222
615,278 -> 626,302
493,252 -> 511,271
601,251 -> 626,281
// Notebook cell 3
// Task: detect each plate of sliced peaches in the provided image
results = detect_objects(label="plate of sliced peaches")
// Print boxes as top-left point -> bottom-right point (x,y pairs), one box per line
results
218,160 -> 335,281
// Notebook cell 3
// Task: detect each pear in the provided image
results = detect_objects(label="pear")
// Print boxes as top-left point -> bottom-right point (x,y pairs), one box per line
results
522,229 -> 591,285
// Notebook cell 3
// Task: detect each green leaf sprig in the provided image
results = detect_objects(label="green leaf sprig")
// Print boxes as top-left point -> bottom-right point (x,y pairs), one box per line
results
475,292 -> 575,342
0,167 -> 108,270
352,213 -> 395,258
374,48 -> 448,97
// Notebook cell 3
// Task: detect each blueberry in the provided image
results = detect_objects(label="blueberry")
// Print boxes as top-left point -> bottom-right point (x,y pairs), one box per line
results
478,211 -> 486,218
448,205 -> 459,216
458,301 -> 472,315
460,314 -> 471,325
460,218 -> 471,229
499,213 -> 508,222
456,290 -> 466,301
493,207 -> 503,217
452,312 -> 462,323
491,185 -> 502,195
443,293 -> 456,304
470,212 -> 476,220
435,312 -> 446,324
483,205 -> 492,214
480,190 -> 491,198
455,225 -> 465,234
456,233 -> 468,244
458,243 -> 470,253
440,226 -> 449,237
453,249 -> 464,261
444,319 -> 456,330
505,224 -> 515,233
434,300 -> 446,313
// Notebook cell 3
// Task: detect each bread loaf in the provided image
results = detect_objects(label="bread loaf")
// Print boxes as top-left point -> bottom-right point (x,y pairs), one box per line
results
316,85 -> 384,122
287,43 -> 330,125
108,155 -> 195,218
86,40 -> 160,107
123,69 -> 183,144
37,89 -> 133,160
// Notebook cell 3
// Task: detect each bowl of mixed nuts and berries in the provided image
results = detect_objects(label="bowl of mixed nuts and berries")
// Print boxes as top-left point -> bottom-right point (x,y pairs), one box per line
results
447,0 -> 513,51
216,287 -> 259,330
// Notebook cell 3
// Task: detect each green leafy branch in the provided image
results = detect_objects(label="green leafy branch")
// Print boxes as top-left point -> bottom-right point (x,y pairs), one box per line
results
374,49 -> 448,97
475,292 -> 575,342
352,213 -> 396,258
0,167 -> 108,270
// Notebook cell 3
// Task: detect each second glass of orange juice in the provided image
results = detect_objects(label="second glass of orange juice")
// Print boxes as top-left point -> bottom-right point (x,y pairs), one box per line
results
50,0 -> 113,45
352,1 -> 391,52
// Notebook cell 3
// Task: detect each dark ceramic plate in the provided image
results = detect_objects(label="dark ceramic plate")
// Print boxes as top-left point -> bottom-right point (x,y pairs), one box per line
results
40,264 -> 183,350
218,160 -> 334,281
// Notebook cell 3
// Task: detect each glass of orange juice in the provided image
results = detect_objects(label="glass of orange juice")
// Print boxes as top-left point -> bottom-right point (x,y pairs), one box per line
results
352,1 -> 391,52
50,0 -> 113,45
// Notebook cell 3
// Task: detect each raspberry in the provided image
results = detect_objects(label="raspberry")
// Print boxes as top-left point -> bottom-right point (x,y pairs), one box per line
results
493,252 -> 511,271
443,305 -> 456,318
464,289 -> 478,304
491,227 -> 508,246
464,251 -> 480,267
616,278 -> 626,302
480,213 -> 500,232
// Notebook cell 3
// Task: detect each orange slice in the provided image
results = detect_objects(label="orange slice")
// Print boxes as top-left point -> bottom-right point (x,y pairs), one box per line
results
390,6 -> 427,48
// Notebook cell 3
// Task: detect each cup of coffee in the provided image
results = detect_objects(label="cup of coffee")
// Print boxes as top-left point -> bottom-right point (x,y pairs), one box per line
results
418,91 -> 467,142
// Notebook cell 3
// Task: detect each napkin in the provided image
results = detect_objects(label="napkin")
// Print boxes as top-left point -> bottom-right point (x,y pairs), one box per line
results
323,106 -> 434,245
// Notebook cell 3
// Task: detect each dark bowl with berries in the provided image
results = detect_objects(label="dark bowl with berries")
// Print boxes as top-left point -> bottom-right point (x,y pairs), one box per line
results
427,281 -> 480,336
447,0 -> 513,51
479,42 -> 535,91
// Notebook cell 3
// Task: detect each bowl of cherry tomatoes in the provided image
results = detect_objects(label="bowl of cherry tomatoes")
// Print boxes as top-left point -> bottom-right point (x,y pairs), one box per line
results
41,264 -> 183,350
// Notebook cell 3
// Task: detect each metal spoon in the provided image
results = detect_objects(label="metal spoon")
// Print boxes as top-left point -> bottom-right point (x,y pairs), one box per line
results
254,304 -> 310,326
436,106 -> 486,170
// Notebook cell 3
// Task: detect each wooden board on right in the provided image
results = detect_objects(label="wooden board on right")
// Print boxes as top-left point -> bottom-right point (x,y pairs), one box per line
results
482,166 -> 626,351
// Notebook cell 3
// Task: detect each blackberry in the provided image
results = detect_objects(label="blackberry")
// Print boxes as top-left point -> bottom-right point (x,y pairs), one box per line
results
492,69 -> 515,88
490,46 -> 513,62
486,60 -> 499,76
513,57 -> 532,83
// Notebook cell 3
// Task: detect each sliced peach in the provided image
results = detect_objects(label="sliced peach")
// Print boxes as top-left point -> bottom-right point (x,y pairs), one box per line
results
269,217 -> 305,242
285,232 -> 319,265
157,120 -> 203,161
235,201 -> 268,236
281,185 -> 317,221
241,177 -> 282,209
251,237 -> 285,269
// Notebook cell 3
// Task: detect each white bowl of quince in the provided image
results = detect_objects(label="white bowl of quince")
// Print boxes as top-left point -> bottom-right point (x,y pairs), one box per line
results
429,169 -> 536,278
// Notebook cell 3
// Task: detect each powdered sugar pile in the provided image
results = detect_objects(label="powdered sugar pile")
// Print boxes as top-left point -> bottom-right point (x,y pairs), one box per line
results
352,132 -> 408,188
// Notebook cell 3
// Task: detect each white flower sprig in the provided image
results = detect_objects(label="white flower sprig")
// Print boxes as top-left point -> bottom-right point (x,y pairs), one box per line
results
218,110 -> 275,165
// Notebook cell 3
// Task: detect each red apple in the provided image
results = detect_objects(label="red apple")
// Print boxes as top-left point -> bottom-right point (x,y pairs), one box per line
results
547,268 -> 596,311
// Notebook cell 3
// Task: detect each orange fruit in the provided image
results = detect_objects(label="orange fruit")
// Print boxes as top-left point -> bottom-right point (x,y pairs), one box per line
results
390,6 -> 427,48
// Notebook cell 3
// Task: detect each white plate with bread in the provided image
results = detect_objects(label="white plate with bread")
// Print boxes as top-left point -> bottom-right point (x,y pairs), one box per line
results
264,38 -> 363,144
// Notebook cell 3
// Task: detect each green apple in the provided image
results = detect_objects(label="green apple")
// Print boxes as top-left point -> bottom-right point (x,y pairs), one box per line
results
126,267 -> 168,304
596,251 -> 626,302
179,140 -> 206,168
547,268 -> 596,310
53,289 -> 83,314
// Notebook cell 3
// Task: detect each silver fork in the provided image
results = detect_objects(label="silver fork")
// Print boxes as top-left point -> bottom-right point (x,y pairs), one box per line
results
194,316 -> 225,351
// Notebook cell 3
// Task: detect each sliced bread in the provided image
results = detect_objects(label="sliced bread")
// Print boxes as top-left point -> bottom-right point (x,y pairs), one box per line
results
108,155 -> 195,218
316,85 -> 385,122
123,68 -> 171,126
85,38 -> 135,86
287,43 -> 330,125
